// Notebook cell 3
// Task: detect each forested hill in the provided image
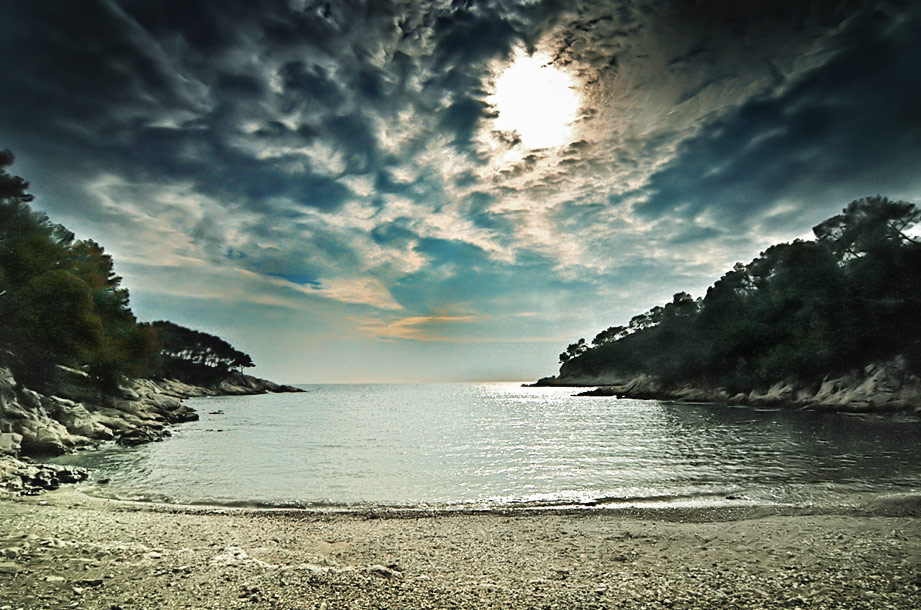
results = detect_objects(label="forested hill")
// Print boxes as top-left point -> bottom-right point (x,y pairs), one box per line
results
543,196 -> 921,403
0,150 -> 259,392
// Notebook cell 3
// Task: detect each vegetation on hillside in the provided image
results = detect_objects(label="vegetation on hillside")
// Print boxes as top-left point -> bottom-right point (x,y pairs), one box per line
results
143,320 -> 255,384
0,150 -> 254,391
557,196 -> 921,391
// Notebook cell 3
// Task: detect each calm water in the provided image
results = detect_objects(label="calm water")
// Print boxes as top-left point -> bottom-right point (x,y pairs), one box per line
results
53,383 -> 921,508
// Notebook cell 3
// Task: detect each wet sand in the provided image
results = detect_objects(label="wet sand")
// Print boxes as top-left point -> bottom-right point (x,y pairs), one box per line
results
1,491 -> 919,609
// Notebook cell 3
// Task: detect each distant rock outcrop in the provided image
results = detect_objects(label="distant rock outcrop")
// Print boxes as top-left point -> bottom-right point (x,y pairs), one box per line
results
0,366 -> 303,494
543,357 -> 921,413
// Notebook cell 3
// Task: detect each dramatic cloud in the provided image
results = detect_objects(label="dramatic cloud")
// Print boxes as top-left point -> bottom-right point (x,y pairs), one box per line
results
1,0 -> 918,381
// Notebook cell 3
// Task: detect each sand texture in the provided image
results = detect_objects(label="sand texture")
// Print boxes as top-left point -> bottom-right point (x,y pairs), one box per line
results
1,491 -> 919,609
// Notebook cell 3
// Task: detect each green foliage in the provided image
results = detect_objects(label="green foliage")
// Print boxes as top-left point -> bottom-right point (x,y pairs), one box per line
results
813,196 -> 920,259
560,197 -> 921,390
0,149 -> 249,391
143,320 -> 255,383
8,270 -> 103,384
559,338 -> 587,363
592,325 -> 626,347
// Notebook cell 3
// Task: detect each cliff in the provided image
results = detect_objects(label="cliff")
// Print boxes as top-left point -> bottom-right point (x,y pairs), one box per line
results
0,366 -> 302,494
537,357 -> 921,413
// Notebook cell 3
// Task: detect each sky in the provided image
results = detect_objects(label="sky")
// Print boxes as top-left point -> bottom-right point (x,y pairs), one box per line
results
1,0 -> 920,383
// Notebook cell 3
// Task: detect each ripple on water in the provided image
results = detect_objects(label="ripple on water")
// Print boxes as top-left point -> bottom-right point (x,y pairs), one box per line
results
47,382 -> 921,509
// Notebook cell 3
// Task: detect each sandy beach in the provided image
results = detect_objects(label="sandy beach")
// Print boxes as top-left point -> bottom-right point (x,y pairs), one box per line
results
1,491 -> 919,610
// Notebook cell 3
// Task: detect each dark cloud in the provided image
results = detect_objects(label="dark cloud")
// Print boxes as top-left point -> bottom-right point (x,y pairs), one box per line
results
673,0 -> 877,30
464,191 -> 516,233
277,61 -> 342,103
636,8 -> 921,231
1,0 -> 919,380
123,0 -> 269,51
440,97 -> 491,147
430,6 -> 519,66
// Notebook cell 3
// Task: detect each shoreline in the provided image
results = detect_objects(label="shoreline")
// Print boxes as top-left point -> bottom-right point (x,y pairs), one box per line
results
49,479 -> 921,520
34,489 -> 921,522
530,364 -> 921,414
1,489 -> 918,609
0,367 -> 302,495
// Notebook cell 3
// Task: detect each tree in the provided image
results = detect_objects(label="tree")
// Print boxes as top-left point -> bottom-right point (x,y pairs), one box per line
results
8,270 -> 104,385
0,149 -> 32,203
813,196 -> 920,260
145,321 -> 255,382
592,325 -> 626,346
559,338 -> 587,363
0,151 -> 156,389
1,149 -> 254,391
557,195 -> 921,391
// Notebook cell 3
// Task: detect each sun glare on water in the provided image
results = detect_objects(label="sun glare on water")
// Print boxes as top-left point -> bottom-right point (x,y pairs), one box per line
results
489,52 -> 581,150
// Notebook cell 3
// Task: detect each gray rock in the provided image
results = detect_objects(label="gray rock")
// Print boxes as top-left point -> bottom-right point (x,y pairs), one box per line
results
18,436 -> 69,457
1,365 -> 299,493
562,357 -> 921,412
366,564 -> 403,578
0,432 -> 22,455
116,428 -> 168,447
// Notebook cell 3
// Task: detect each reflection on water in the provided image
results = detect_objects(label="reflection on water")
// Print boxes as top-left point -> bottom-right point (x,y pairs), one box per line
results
50,383 -> 921,508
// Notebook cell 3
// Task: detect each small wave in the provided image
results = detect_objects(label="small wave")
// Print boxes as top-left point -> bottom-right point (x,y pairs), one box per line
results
75,483 -> 770,516
56,384 -> 921,516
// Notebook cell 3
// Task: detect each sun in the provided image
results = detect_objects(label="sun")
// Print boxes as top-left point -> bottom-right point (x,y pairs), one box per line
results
489,51 -> 581,150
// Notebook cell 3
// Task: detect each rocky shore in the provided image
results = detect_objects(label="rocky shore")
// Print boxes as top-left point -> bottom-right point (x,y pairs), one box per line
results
0,490 -> 918,609
535,357 -> 921,413
0,366 -> 302,494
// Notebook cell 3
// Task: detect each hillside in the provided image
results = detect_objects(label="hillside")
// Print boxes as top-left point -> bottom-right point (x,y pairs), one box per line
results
537,197 -> 921,412
1,150 -> 301,490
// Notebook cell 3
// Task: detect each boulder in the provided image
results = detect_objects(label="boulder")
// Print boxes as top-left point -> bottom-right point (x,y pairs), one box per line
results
0,432 -> 23,455
45,397 -> 114,440
18,436 -> 70,457
116,427 -> 170,447
2,364 -> 298,492
0,456 -> 89,494
164,406 -> 199,423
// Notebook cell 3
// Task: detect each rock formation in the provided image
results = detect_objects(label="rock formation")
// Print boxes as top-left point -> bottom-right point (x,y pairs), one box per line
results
0,366 -> 302,494
552,357 -> 921,412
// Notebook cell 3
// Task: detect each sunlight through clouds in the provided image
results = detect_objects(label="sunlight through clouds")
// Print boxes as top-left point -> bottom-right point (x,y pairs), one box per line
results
488,49 -> 582,150
1,0 -> 917,381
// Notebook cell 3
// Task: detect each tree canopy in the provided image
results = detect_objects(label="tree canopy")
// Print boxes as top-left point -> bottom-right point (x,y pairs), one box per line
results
0,150 -> 253,390
143,320 -> 255,383
558,197 -> 921,391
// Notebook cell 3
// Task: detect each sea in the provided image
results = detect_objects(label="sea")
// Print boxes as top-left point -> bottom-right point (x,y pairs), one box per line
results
50,382 -> 921,510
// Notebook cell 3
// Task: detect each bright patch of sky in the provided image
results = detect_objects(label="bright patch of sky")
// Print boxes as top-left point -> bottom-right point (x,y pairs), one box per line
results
488,50 -> 581,149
